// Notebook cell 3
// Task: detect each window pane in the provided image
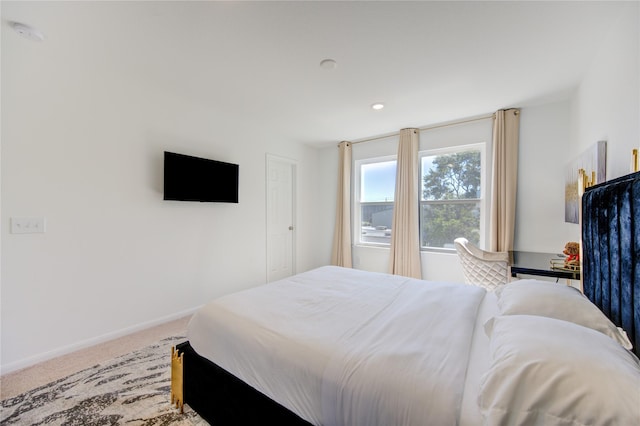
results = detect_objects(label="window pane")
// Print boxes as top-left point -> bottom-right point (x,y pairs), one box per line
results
420,202 -> 480,249
361,161 -> 396,202
421,151 -> 481,201
361,203 -> 393,244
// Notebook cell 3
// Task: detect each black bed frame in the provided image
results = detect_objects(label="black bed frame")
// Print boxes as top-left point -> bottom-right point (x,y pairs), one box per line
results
176,341 -> 312,425
174,171 -> 640,424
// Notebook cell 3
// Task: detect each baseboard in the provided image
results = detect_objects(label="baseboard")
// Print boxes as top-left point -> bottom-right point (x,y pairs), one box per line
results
0,306 -> 201,376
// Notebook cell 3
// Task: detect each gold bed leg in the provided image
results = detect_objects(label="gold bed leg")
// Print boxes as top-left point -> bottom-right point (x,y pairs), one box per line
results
171,346 -> 184,414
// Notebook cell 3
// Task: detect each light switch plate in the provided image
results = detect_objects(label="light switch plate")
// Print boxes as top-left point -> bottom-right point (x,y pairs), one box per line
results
11,217 -> 46,234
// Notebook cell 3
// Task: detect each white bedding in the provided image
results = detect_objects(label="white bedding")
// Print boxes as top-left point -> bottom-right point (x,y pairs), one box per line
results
459,290 -> 498,425
188,265 -> 489,425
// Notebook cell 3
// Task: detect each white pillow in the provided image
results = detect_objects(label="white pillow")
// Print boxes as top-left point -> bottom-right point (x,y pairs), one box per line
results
495,279 -> 633,349
480,315 -> 640,426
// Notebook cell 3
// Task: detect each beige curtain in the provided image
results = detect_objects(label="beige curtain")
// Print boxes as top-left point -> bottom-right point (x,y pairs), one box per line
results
388,129 -> 422,278
490,109 -> 520,252
331,141 -> 353,267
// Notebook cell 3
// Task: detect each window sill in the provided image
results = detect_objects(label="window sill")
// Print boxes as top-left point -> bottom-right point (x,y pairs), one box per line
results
420,247 -> 456,254
353,244 -> 391,251
354,244 -> 457,255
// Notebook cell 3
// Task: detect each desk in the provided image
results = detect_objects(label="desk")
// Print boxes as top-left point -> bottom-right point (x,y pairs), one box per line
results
509,251 -> 580,281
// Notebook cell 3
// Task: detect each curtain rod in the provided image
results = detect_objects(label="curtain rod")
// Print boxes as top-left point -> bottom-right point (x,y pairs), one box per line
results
346,111 -> 510,146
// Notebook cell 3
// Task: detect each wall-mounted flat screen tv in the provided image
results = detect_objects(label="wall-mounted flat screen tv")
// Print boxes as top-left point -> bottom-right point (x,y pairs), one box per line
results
164,151 -> 239,203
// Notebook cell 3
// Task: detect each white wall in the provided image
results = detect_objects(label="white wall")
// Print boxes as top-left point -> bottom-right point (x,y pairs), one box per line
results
571,6 -> 639,179
339,105 -> 578,281
2,1 -> 637,375
318,4 -> 639,284
515,100 -> 579,252
0,36 -> 328,373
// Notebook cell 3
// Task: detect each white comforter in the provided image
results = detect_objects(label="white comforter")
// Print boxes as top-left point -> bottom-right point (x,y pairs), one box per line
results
188,266 -> 486,426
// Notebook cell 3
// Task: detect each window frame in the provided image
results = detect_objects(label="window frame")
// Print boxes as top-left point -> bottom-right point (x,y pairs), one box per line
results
354,155 -> 397,247
353,142 -> 487,251
419,142 -> 487,252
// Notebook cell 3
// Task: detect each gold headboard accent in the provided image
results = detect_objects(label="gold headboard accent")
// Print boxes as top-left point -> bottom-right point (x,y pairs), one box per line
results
171,346 -> 184,413
632,149 -> 639,173
577,168 -> 595,294
578,168 -> 596,192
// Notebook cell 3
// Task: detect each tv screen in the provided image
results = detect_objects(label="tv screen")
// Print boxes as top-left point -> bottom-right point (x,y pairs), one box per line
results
163,151 -> 239,203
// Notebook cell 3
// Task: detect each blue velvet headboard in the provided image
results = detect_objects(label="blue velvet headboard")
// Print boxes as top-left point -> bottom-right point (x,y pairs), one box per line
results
582,171 -> 640,356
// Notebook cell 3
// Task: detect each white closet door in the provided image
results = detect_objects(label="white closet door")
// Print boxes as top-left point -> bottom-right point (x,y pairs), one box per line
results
266,155 -> 296,282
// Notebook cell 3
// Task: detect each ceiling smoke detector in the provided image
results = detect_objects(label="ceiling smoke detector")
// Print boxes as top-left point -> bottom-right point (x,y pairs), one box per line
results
11,22 -> 45,42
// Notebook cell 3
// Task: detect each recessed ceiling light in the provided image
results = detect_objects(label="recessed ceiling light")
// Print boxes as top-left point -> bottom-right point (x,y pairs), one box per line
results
10,22 -> 45,42
319,59 -> 337,70
371,103 -> 385,110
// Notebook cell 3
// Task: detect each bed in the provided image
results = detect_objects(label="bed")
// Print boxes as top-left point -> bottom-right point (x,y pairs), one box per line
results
173,171 -> 640,425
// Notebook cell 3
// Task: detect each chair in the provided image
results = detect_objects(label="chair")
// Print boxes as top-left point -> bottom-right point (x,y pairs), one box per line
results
454,237 -> 509,291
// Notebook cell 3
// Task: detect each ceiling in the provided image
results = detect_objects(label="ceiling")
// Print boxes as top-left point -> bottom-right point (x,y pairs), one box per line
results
1,1 -> 633,147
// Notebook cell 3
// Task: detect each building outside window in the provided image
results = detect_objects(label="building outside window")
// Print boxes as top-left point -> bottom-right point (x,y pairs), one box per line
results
355,158 -> 396,245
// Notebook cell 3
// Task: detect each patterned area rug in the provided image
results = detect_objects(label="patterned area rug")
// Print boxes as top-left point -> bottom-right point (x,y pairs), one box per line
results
1,336 -> 209,425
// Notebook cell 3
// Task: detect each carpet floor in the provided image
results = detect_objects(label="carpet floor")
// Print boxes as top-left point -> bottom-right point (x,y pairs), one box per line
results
0,336 -> 208,425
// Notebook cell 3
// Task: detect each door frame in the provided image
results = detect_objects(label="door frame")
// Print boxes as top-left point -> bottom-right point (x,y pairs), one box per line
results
265,154 -> 297,282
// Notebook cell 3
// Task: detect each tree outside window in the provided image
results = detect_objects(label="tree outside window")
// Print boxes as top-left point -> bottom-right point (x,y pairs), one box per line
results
420,149 -> 482,249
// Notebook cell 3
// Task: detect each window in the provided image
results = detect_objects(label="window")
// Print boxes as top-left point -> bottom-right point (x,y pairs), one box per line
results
354,144 -> 485,250
420,144 -> 484,250
355,158 -> 396,245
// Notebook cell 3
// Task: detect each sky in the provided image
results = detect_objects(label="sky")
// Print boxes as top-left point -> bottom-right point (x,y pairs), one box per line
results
361,161 -> 396,202
361,157 -> 436,202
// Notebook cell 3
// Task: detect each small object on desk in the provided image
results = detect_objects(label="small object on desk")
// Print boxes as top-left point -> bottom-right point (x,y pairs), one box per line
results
550,258 -> 580,273
562,242 -> 580,267
550,242 -> 581,273
510,251 -> 580,280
